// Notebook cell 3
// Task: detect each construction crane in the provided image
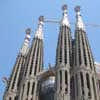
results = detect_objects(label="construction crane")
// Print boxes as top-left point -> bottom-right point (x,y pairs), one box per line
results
44,18 -> 100,28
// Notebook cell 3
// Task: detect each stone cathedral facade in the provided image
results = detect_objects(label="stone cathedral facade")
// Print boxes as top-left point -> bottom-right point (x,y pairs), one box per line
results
3,4 -> 100,100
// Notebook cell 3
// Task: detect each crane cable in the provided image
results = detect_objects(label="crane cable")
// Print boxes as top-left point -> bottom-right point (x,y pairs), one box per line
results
44,19 -> 100,28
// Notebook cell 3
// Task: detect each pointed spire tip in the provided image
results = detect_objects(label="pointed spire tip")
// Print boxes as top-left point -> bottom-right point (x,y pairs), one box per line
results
60,4 -> 70,27
75,6 -> 85,31
34,16 -> 44,40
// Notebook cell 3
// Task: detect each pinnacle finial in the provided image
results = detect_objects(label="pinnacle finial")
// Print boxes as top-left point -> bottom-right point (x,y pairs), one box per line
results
60,4 -> 70,27
39,16 -> 44,22
20,28 -> 31,56
75,5 -> 85,31
62,4 -> 67,11
75,6 -> 81,12
26,28 -> 31,34
34,16 -> 44,40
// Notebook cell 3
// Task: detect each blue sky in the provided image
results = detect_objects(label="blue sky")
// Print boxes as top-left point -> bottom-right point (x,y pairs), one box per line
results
0,0 -> 100,99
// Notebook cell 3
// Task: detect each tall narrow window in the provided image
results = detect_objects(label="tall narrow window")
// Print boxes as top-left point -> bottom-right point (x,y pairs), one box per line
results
29,40 -> 37,75
65,71 -> 68,93
64,27 -> 67,64
9,97 -> 11,100
86,73 -> 91,97
78,32 -> 81,65
80,72 -> 84,95
60,70 -> 62,91
59,29 -> 62,63
81,33 -> 87,66
31,82 -> 35,95
27,82 -> 30,96
76,74 -> 78,96
15,96 -> 18,100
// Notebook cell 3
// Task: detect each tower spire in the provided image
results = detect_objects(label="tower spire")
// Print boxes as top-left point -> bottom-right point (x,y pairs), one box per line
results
75,6 -> 85,31
35,16 -> 44,39
19,16 -> 44,100
60,4 -> 70,27
4,29 -> 31,100
55,4 -> 72,100
73,6 -> 99,100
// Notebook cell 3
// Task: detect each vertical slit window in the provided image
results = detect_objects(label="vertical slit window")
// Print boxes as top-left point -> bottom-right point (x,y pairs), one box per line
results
86,73 -> 91,98
59,27 -> 62,63
80,72 -> 84,95
76,74 -> 78,96
9,97 -> 11,100
81,32 -> 87,66
64,27 -> 67,64
68,28 -> 72,66
29,40 -> 37,75
27,82 -> 30,96
78,31 -> 81,65
60,70 -> 62,91
65,70 -> 68,93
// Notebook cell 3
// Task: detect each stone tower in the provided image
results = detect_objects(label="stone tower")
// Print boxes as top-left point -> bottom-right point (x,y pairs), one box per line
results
4,28 -> 31,100
19,16 -> 44,100
72,6 -> 99,100
3,4 -> 100,100
55,5 -> 72,100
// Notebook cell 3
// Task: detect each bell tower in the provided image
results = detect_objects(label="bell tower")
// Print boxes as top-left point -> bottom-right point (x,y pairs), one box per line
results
73,6 -> 99,100
19,16 -> 44,100
55,4 -> 72,100
4,28 -> 31,100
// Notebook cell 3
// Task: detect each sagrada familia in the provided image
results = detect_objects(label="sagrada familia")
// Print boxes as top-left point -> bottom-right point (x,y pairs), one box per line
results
3,4 -> 100,100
